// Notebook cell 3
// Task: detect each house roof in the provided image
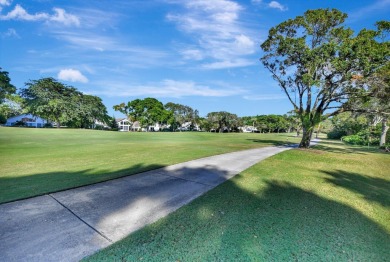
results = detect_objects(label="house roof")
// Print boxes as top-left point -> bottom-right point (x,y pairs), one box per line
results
116,118 -> 131,122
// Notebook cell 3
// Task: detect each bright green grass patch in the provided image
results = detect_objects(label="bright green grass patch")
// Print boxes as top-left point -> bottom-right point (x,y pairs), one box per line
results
0,127 -> 298,203
85,140 -> 390,261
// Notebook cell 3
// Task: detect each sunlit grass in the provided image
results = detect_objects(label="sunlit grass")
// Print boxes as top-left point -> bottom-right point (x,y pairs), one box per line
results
85,140 -> 390,261
0,127 -> 299,203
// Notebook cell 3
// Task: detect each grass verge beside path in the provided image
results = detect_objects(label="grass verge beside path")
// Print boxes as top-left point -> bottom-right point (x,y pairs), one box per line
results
85,140 -> 390,261
0,128 -> 298,203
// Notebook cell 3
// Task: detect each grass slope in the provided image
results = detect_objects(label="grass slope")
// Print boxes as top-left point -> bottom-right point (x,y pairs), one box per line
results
85,140 -> 390,261
0,127 -> 297,203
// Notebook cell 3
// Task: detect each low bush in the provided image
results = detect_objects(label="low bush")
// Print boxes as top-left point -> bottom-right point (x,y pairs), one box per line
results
342,131 -> 380,146
327,129 -> 346,139
342,134 -> 365,145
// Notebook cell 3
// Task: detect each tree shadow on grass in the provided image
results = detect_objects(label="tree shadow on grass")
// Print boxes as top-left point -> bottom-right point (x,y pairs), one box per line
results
0,163 -> 165,204
322,169 -> 390,207
246,139 -> 297,147
87,176 -> 390,261
312,140 -> 382,155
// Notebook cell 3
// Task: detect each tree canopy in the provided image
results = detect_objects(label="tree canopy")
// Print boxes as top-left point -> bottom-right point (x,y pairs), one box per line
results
114,98 -> 174,128
206,111 -> 241,133
261,9 -> 389,148
0,68 -> 16,103
165,102 -> 199,130
20,78 -> 108,128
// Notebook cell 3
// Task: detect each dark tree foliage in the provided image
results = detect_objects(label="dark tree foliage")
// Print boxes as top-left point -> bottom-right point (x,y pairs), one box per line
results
20,78 -> 108,128
206,111 -> 241,133
0,68 -> 16,103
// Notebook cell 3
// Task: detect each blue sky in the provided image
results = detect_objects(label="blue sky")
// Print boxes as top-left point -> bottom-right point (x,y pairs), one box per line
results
1,0 -> 389,117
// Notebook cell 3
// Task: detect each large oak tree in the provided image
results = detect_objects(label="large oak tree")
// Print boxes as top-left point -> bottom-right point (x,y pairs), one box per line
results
260,9 -> 389,148
21,78 -> 108,128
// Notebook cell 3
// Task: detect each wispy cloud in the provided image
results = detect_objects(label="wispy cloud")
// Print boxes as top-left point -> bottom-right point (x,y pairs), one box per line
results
349,0 -> 390,22
0,0 -> 11,10
243,94 -> 286,101
50,8 -> 80,26
202,59 -> 254,70
166,0 -> 256,69
1,27 -> 19,38
251,0 -> 287,11
58,69 -> 88,83
0,4 -> 80,26
268,1 -> 287,11
90,79 -> 246,98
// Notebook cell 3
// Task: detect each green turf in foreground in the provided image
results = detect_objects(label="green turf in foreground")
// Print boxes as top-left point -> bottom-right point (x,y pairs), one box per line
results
0,127 -> 298,203
84,140 -> 390,261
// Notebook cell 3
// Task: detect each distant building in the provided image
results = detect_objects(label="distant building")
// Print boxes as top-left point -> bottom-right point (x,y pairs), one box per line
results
178,122 -> 200,131
5,114 -> 50,128
116,118 -> 132,131
240,126 -> 259,133
131,121 -> 141,132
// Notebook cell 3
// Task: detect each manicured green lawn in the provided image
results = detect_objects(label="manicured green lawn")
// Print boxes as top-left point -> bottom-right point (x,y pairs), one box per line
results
85,140 -> 390,261
0,127 -> 298,203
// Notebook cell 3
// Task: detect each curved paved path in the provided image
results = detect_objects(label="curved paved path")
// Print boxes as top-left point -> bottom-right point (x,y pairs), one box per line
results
0,144 -> 296,261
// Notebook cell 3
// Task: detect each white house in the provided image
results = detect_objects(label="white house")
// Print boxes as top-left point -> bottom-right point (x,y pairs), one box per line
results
240,125 -> 259,133
116,118 -> 132,131
5,114 -> 50,128
148,122 -> 170,132
178,122 -> 200,131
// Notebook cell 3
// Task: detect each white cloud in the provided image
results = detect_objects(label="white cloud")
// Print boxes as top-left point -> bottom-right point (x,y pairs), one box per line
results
1,27 -> 19,38
243,94 -> 287,101
0,0 -> 11,11
50,8 -> 80,26
181,49 -> 204,60
167,0 -> 256,69
51,31 -> 172,68
0,0 -> 11,7
0,4 -> 48,21
58,69 -> 88,83
185,0 -> 242,13
268,1 -> 287,11
0,4 -> 80,26
202,59 -> 255,69
91,79 -> 246,98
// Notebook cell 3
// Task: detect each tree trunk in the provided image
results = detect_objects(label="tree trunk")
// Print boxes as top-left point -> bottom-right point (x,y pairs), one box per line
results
315,123 -> 321,139
380,117 -> 389,147
299,126 -> 314,148
56,119 -> 61,128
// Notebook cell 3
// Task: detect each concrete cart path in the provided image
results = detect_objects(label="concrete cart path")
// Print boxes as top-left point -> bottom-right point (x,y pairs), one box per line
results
0,145 -> 295,262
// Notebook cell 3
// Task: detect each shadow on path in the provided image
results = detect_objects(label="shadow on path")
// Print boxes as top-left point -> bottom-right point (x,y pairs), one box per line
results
0,163 -> 165,204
